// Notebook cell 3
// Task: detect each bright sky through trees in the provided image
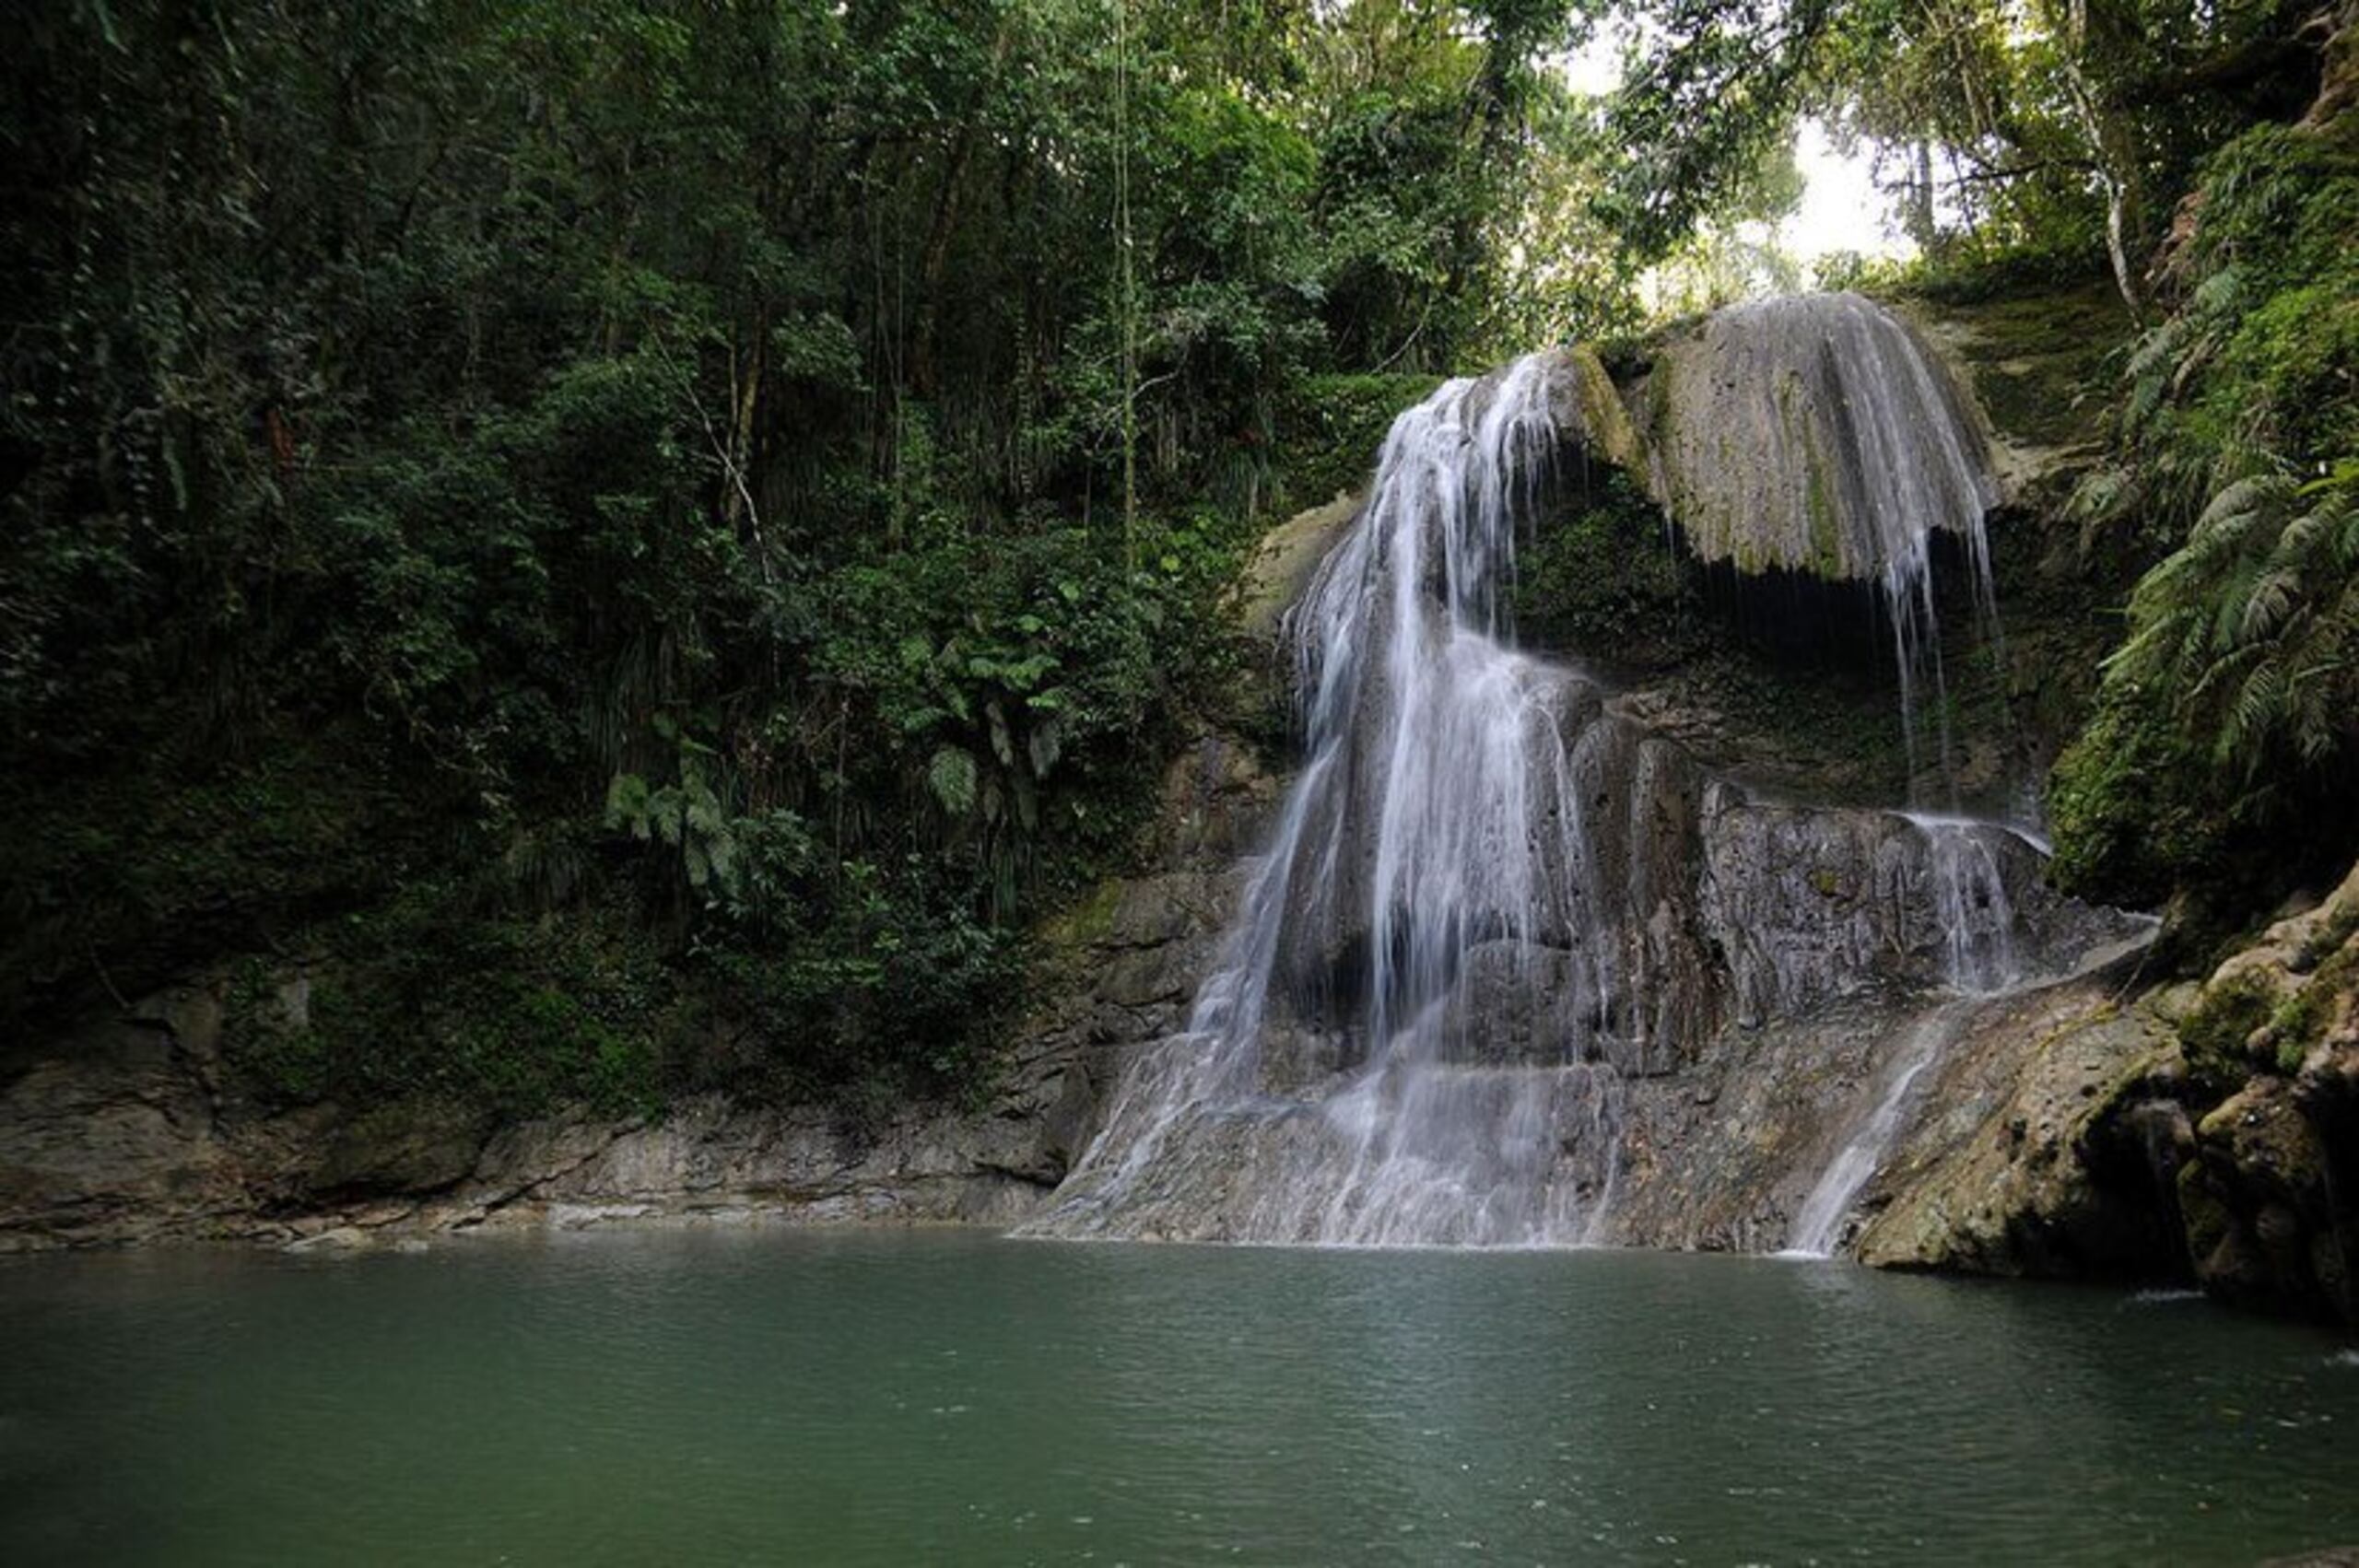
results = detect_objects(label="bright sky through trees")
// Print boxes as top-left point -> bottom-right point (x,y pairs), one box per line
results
1787,119 -> 1913,262
1561,31 -> 1908,267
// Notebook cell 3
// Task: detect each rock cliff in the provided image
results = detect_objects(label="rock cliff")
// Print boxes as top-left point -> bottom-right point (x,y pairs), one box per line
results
7,282 -> 2334,1329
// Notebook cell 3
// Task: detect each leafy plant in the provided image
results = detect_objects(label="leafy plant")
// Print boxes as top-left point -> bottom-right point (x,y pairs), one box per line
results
2051,118 -> 2359,919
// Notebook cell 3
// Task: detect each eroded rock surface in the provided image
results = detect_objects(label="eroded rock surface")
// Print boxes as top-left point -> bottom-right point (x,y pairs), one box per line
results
1856,861 -> 2359,1322
1024,335 -> 2145,1249
2170,864 -> 2359,1318
0,732 -> 1273,1252
1851,950 -> 2177,1273
1641,292 -> 1996,580
0,994 -> 1073,1250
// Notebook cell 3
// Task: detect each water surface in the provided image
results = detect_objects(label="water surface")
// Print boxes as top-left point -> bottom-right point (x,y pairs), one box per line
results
3,1229 -> 2353,1564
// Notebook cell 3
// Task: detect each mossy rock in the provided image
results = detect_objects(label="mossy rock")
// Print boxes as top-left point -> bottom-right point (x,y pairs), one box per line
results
1893,281 -> 2130,462
1637,293 -> 1994,583
1556,344 -> 1646,474
2178,967 -> 2286,1089
1239,493 -> 1358,644
2196,1079 -> 2330,1199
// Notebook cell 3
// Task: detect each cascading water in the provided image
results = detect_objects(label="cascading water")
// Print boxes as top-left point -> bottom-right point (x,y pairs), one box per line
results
1906,812 -> 2025,994
1778,813 -> 2036,1258
1647,292 -> 2001,788
1026,298 -> 2117,1253
1028,354 -> 1631,1245
1780,999 -> 1981,1258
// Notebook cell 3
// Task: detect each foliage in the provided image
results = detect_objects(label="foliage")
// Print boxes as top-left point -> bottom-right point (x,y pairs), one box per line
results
1280,372 -> 1448,507
1595,0 -> 2329,308
1595,0 -> 1841,260
223,889 -> 672,1118
0,0 -> 1596,1106
2046,694 -> 2223,907
6,0 -> 2350,1106
2118,474 -> 2359,781
2052,115 -> 2359,919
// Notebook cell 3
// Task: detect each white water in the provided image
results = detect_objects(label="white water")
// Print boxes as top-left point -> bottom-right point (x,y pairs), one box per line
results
1778,813 -> 2029,1258
1649,293 -> 2002,790
1776,825 -> 2170,1258
1030,355 -> 1626,1245
1781,999 -> 1979,1258
1904,811 -> 2026,994
1029,303 -> 2045,1250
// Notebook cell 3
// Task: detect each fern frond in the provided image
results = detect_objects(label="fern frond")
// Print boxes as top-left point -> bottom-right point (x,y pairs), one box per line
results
2239,567 -> 2302,642
927,746 -> 979,818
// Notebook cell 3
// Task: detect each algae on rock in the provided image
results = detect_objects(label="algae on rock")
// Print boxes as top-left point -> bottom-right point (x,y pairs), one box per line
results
1642,291 -> 1999,583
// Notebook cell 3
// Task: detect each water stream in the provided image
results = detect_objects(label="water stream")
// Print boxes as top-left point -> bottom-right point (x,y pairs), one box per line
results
1031,355 -> 1627,1244
1782,997 -> 1984,1258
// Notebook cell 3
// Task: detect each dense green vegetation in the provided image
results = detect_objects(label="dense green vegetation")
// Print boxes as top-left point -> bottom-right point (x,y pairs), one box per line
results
1595,0 -> 2356,937
2,0 -> 2351,1118
2048,112 -> 2359,925
0,0 -> 1610,1106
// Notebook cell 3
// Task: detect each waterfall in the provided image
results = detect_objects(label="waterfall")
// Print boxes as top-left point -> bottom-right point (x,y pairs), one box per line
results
1024,299 -> 2096,1252
1780,999 -> 1981,1258
1904,812 -> 2025,994
1777,813 -> 2034,1258
1027,354 -> 1629,1245
1646,292 -> 2001,788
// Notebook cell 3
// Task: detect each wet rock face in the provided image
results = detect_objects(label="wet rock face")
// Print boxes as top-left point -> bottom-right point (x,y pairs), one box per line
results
0,994 -> 1083,1248
0,989 -> 252,1248
1857,860 -> 2359,1324
307,1097 -> 496,1198
2181,1078 -> 2337,1314
1020,330 -> 2146,1251
1085,800 -> 2131,1254
1848,954 -> 2181,1277
1642,292 -> 1997,581
1273,743 -> 2085,1082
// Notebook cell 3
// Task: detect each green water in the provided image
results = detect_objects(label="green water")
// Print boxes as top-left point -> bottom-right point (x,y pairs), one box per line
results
2,1230 -> 2354,1565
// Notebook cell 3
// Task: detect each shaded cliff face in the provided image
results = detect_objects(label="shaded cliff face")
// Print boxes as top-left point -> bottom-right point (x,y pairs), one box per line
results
1023,301 -> 2147,1249
1516,287 -> 2135,823
0,988 -> 1066,1250
0,731 -> 1288,1253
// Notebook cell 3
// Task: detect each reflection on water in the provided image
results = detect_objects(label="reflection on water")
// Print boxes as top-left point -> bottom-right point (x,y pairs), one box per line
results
1,1229 -> 2354,1565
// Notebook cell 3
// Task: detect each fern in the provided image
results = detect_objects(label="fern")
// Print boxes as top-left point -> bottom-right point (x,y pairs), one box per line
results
926,746 -> 979,818
2055,120 -> 2359,907
2113,469 -> 2359,788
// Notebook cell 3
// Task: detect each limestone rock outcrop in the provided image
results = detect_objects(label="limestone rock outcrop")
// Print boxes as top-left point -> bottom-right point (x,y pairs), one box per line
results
1639,291 -> 1997,580
1858,860 -> 2359,1323
0,731 -> 1275,1252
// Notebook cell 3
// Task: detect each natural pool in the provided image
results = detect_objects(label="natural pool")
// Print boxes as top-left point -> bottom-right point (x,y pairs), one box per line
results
2,1228 -> 2353,1565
